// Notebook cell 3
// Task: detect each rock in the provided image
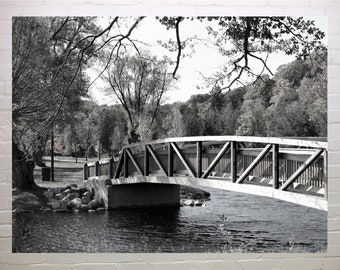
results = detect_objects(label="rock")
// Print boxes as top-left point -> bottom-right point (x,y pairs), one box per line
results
82,196 -> 91,205
43,189 -> 54,199
79,188 -> 88,195
62,189 -> 71,196
88,199 -> 100,210
50,200 -> 68,210
48,199 -> 63,209
62,197 -> 71,205
65,193 -> 78,201
79,204 -> 90,212
194,200 -> 203,206
68,198 -> 82,209
55,193 -> 64,200
182,199 -> 194,206
70,187 -> 80,193
83,191 -> 91,198
66,184 -> 78,189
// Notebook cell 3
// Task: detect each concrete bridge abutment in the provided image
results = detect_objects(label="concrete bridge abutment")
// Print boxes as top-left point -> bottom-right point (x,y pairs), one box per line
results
86,177 -> 180,209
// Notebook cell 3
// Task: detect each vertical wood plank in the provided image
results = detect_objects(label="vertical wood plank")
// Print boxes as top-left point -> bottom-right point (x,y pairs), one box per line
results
95,160 -> 99,176
114,152 -> 124,179
168,143 -> 173,177
324,149 -> 328,200
124,150 -> 128,178
144,145 -> 149,176
83,163 -> 88,180
231,141 -> 237,183
197,141 -> 202,178
272,144 -> 279,189
109,157 -> 114,179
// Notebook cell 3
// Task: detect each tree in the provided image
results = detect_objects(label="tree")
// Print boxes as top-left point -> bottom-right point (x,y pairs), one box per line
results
236,76 -> 274,136
102,53 -> 173,143
220,87 -> 246,135
265,51 -> 327,137
12,17 -> 97,188
158,16 -> 325,94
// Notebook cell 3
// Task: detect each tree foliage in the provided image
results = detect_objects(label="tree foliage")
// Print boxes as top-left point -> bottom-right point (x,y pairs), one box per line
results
158,16 -> 325,94
102,53 -> 173,142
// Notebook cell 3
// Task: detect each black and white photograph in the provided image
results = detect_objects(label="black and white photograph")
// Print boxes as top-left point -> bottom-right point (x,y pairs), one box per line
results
12,16 -> 327,253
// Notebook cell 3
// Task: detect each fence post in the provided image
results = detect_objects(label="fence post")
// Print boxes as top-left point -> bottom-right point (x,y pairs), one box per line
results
272,144 -> 279,189
95,161 -> 99,176
231,141 -> 237,183
83,163 -> 88,180
168,143 -> 173,177
109,157 -> 114,179
197,141 -> 202,178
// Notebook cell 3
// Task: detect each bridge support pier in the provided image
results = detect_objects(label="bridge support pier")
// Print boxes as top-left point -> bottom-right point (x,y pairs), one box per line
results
86,178 -> 180,209
107,183 -> 180,209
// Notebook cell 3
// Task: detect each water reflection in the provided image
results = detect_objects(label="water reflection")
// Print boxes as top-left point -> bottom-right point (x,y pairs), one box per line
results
12,187 -> 327,253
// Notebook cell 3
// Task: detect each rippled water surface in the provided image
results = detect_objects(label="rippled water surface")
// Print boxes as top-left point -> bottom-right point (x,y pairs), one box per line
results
13,187 -> 327,253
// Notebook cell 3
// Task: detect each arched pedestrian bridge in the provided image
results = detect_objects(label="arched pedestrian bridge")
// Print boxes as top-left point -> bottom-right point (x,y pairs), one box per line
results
84,136 -> 328,211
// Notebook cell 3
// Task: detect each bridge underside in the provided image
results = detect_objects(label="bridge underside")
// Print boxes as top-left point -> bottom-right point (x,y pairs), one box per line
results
86,175 -> 327,211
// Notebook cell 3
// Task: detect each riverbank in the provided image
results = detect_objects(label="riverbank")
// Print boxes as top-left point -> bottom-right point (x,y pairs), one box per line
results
12,184 -> 211,213
13,156 -> 210,213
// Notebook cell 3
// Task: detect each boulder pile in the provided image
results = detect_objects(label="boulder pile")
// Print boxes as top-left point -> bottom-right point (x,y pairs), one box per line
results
180,186 -> 210,207
43,184 -> 105,213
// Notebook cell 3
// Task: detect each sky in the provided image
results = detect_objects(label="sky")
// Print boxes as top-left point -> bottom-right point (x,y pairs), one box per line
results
87,16 -> 327,105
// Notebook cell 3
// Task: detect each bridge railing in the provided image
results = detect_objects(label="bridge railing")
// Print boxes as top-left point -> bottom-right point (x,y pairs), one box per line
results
84,136 -> 328,199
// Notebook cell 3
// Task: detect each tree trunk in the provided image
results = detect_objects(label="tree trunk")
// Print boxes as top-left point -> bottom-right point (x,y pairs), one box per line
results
12,142 -> 36,189
32,149 -> 45,167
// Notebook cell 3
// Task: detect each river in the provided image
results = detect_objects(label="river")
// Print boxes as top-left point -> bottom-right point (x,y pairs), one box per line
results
12,186 -> 327,253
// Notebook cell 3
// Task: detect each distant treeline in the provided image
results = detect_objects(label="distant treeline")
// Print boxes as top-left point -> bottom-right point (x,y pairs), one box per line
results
54,51 -> 326,157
